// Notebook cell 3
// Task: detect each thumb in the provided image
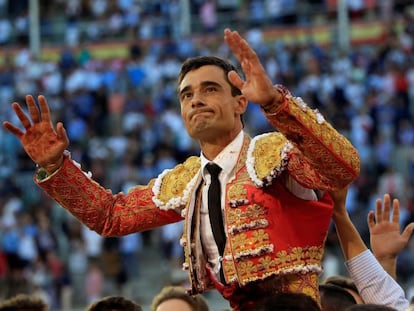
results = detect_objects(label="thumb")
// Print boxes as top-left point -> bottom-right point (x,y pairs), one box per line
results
228,70 -> 244,91
56,122 -> 69,147
401,222 -> 414,241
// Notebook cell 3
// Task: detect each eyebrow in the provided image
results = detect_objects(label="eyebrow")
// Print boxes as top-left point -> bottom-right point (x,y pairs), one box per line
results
179,80 -> 223,97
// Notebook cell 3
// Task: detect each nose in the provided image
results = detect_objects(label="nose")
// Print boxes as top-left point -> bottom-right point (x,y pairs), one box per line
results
190,93 -> 205,108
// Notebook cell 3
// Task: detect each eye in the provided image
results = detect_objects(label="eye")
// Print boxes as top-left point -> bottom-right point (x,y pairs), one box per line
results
181,92 -> 192,101
205,86 -> 217,93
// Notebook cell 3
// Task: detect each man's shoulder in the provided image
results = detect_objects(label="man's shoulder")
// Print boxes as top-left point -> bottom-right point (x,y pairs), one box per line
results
152,156 -> 201,210
251,132 -> 288,148
244,132 -> 293,187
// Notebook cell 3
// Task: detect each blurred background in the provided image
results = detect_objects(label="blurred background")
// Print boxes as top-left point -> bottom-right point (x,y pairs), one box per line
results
0,0 -> 413,310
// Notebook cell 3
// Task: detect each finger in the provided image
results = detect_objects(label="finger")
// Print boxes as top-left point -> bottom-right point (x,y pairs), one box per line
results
391,198 -> 400,224
383,194 -> 391,222
375,198 -> 383,223
224,29 -> 257,63
56,122 -> 69,146
228,70 -> 244,91
224,28 -> 241,52
402,222 -> 414,241
2,121 -> 24,138
38,95 -> 51,123
367,210 -> 376,230
26,95 -> 40,123
12,102 -> 32,130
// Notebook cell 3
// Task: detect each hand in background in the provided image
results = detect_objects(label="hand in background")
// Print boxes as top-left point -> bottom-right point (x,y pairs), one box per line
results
3,95 -> 69,174
368,193 -> 414,279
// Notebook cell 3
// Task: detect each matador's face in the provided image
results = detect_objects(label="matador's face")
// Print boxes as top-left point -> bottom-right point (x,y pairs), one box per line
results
178,65 -> 245,143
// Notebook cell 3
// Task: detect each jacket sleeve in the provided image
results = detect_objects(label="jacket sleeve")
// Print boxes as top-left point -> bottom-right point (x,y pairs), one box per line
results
35,153 -> 183,236
264,85 -> 360,191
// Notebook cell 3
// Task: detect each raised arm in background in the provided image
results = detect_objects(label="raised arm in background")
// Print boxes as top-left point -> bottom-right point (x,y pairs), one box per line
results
330,187 -> 409,311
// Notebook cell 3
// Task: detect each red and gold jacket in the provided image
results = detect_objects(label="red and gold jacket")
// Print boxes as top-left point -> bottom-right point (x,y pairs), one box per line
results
35,88 -> 360,309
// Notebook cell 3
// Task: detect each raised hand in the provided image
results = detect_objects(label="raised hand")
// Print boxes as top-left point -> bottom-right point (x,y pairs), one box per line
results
3,95 -> 69,174
329,186 -> 349,217
368,193 -> 414,279
223,28 -> 282,108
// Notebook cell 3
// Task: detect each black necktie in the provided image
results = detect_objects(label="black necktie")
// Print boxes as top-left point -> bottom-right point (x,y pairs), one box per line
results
206,163 -> 226,256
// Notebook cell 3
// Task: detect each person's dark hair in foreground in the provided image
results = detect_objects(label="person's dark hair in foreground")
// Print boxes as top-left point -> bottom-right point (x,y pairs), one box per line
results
151,285 -> 209,311
252,292 -> 321,311
319,283 -> 357,311
322,275 -> 363,304
0,294 -> 49,311
345,304 -> 397,311
85,296 -> 142,311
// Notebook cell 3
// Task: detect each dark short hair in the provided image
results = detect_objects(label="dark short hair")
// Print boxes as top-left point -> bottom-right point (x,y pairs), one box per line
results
151,286 -> 209,311
86,296 -> 142,311
319,283 -> 357,311
252,292 -> 321,311
323,275 -> 359,294
0,294 -> 49,311
177,56 -> 242,97
345,304 -> 397,311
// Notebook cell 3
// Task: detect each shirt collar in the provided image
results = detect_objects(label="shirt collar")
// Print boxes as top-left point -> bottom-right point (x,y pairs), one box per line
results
200,130 -> 244,179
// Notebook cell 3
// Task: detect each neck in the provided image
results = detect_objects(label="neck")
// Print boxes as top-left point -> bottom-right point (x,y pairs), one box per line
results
199,130 -> 241,160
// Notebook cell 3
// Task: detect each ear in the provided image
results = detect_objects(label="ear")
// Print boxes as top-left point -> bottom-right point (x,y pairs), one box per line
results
234,94 -> 248,116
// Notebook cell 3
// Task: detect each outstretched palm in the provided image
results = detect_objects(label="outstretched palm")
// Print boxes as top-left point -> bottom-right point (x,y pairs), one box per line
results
368,194 -> 414,259
223,28 -> 281,107
3,95 -> 69,172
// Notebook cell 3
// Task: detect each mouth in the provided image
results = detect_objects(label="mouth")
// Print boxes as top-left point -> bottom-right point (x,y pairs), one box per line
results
190,109 -> 214,120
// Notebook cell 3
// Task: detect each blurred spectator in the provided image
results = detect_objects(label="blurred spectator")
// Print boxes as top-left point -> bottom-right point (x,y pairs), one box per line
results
199,0 -> 217,33
0,293 -> 49,311
84,258 -> 104,305
151,285 -> 209,311
85,295 -> 142,311
0,16 -> 12,45
252,292 -> 321,311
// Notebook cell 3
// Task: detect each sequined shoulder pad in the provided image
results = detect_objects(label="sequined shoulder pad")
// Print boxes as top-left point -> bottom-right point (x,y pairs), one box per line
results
152,156 -> 201,210
246,132 -> 293,187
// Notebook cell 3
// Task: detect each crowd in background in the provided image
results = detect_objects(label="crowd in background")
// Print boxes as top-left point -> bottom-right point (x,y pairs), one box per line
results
0,0 -> 403,46
0,0 -> 414,310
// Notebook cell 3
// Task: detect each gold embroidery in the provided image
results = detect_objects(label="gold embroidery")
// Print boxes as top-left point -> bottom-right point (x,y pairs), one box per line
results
227,184 -> 248,202
157,156 -> 200,203
252,133 -> 288,180
237,260 -> 256,276
273,96 -> 360,189
222,257 -> 237,283
231,229 -> 269,252
227,204 -> 265,224
274,251 -> 290,266
234,246 -> 324,285
280,273 -> 320,304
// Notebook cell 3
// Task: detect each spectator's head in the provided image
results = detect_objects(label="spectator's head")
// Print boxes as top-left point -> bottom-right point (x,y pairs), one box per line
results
0,294 -> 49,311
319,283 -> 357,311
323,275 -> 363,304
252,292 -> 321,311
151,285 -> 209,311
85,296 -> 142,311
